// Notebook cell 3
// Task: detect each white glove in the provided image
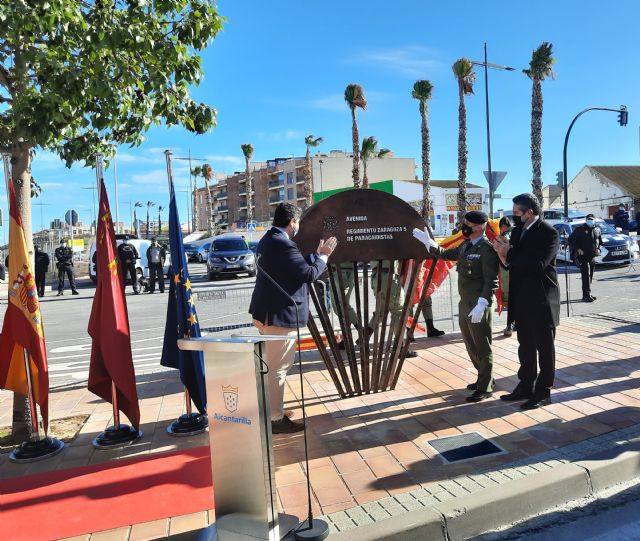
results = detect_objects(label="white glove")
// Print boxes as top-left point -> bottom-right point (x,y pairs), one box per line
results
468,297 -> 488,324
412,227 -> 438,251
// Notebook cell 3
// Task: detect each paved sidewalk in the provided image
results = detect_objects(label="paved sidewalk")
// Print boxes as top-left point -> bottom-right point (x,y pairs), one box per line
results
1,310 -> 639,539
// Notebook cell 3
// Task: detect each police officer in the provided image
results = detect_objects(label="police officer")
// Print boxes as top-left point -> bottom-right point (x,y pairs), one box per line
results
118,236 -> 140,294
34,246 -> 50,297
568,213 -> 602,303
54,239 -> 79,295
146,237 -> 166,293
414,211 -> 499,402
613,204 -> 630,234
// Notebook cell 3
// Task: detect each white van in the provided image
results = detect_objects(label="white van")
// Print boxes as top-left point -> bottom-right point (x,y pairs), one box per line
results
89,237 -> 171,291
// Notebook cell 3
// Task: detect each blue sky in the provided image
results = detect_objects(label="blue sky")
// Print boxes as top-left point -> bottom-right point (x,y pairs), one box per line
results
3,0 -> 639,233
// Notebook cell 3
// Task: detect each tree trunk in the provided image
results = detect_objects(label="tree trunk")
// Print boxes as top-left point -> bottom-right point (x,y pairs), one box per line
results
146,209 -> 150,238
204,177 -> 213,235
158,211 -> 161,234
531,78 -> 544,208
192,176 -> 198,231
10,140 -> 34,440
456,85 -> 468,226
245,159 -> 253,223
420,101 -> 432,223
303,147 -> 312,209
351,107 -> 361,188
362,160 -> 368,189
134,209 -> 138,236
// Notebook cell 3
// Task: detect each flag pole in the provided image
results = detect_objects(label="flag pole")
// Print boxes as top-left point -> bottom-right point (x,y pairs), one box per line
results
92,152 -> 143,449
164,150 -> 208,437
10,348 -> 65,462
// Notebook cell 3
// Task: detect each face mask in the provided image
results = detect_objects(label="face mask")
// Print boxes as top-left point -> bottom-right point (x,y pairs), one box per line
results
586,219 -> 595,227
512,214 -> 524,228
460,224 -> 474,238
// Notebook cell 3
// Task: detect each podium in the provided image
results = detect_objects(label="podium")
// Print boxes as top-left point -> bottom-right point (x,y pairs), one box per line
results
178,336 -> 299,541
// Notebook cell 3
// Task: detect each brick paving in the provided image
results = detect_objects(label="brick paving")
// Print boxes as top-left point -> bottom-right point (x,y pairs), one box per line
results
1,310 -> 639,539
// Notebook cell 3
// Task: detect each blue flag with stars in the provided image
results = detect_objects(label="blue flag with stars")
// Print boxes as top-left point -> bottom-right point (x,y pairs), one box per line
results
160,179 -> 207,414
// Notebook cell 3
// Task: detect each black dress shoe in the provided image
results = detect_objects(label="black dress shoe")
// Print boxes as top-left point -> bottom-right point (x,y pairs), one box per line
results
520,394 -> 551,410
405,350 -> 418,358
427,328 -> 445,337
500,387 -> 534,402
466,383 -> 477,390
466,390 -> 493,403
271,416 -> 305,434
72,290 -> 79,295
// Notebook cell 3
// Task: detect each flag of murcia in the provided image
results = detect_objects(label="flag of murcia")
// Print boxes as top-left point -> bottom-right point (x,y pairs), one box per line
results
0,181 -> 50,432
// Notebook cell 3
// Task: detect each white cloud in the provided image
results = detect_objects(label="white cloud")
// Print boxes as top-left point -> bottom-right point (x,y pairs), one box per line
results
257,129 -> 303,142
204,154 -> 243,166
309,94 -> 344,112
348,45 -> 442,78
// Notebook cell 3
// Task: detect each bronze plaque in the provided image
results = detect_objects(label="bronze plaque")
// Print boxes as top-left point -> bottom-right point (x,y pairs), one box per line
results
294,189 -> 429,262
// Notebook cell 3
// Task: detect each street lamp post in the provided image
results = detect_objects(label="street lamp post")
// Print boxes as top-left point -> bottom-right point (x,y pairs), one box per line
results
82,185 -> 98,235
174,152 -> 207,233
471,44 -> 516,217
561,105 -> 628,316
318,159 -> 324,201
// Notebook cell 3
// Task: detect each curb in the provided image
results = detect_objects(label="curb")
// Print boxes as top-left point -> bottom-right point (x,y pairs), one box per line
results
328,440 -> 640,540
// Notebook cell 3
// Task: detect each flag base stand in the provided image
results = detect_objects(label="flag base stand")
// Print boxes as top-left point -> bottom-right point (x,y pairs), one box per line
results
9,436 -> 65,463
167,413 -> 208,436
293,518 -> 330,540
92,424 -> 143,450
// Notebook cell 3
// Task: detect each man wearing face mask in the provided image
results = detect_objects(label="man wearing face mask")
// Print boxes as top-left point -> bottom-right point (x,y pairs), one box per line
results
568,214 -> 601,302
413,211 -> 499,402
54,239 -> 79,296
613,204 -> 630,235
492,193 -> 560,410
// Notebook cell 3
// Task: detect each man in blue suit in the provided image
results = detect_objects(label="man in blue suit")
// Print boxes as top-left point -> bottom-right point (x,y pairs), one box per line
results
249,203 -> 337,434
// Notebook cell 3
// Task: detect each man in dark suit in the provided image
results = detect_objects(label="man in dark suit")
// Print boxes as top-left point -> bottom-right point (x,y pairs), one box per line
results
492,193 -> 560,410
249,203 -> 337,434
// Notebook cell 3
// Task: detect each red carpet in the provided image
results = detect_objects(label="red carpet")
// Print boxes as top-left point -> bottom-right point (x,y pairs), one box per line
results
0,446 -> 214,541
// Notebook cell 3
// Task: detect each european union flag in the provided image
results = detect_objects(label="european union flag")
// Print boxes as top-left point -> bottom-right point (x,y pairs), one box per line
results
160,179 -> 207,414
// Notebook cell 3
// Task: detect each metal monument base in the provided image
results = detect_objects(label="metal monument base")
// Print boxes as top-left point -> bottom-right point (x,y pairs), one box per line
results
293,519 -> 330,541
9,436 -> 65,463
194,513 -> 299,541
92,424 -> 143,450
167,412 -> 209,436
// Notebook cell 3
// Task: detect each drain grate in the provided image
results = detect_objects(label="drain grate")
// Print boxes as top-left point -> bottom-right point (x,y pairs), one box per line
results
427,432 -> 504,463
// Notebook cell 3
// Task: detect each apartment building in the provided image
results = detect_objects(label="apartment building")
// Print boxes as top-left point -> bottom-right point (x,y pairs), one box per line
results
193,151 -> 418,230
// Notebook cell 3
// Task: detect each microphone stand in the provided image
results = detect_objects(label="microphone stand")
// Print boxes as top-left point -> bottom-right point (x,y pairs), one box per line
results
255,256 -> 329,541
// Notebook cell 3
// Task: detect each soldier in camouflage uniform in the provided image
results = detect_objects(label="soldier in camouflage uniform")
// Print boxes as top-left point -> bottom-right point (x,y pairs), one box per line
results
413,211 -> 499,402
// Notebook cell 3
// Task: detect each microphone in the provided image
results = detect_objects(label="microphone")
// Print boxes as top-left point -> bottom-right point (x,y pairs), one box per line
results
255,255 -> 330,541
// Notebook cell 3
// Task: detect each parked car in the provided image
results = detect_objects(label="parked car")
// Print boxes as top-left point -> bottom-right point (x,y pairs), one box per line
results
543,208 -> 587,226
207,236 -> 256,280
553,218 -> 639,265
183,238 -> 212,263
89,237 -> 171,290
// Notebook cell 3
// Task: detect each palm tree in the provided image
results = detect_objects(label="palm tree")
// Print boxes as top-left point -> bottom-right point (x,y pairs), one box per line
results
146,200 -> 155,238
157,205 -> 164,235
452,58 -> 476,225
412,80 -> 434,222
525,42 -> 556,208
303,135 -> 323,208
344,84 -> 367,188
134,201 -> 143,237
192,164 -> 215,234
360,136 -> 391,189
241,144 -> 254,223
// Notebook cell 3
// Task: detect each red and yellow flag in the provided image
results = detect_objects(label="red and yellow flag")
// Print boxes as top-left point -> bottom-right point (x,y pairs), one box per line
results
404,219 -> 505,313
0,181 -> 50,432
87,178 -> 140,429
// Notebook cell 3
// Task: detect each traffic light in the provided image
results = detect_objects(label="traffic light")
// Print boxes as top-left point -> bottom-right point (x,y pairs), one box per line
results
618,105 -> 628,127
555,171 -> 564,186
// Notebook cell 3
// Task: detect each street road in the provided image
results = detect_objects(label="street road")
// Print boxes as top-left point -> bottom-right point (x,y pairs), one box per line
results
1,260 -> 639,389
477,480 -> 640,541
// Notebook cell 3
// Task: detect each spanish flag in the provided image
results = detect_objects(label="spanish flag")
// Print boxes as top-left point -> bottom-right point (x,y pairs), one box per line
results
87,178 -> 140,429
0,181 -> 50,432
404,219 -> 505,314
